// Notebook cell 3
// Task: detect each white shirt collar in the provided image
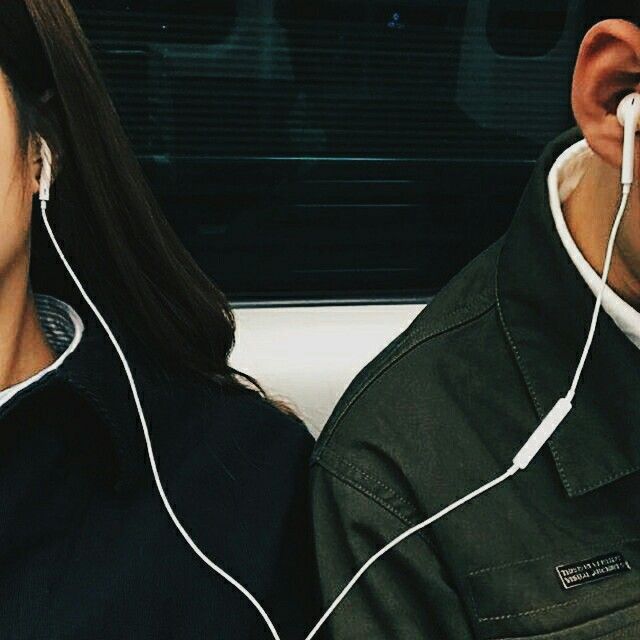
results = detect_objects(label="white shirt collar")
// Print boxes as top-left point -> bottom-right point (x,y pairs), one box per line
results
0,293 -> 84,407
547,137 -> 640,349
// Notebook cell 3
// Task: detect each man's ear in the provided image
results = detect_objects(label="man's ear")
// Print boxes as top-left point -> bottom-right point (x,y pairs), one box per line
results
571,19 -> 640,172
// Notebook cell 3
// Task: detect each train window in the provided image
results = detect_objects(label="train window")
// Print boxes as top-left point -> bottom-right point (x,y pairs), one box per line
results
73,1 -> 604,302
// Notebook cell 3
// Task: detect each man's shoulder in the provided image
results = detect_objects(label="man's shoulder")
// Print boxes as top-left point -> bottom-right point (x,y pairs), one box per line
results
407,236 -> 501,343
311,238 -> 521,516
146,372 -> 313,496
316,238 -> 503,444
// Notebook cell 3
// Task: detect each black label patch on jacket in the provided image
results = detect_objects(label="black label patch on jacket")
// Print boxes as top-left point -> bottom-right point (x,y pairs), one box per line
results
555,552 -> 631,590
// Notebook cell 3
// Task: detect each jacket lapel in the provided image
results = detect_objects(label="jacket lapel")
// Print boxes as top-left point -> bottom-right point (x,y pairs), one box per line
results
496,125 -> 640,497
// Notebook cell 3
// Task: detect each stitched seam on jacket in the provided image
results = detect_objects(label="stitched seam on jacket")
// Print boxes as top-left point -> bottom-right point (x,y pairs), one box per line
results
493,279 -> 543,423
313,291 -> 496,460
490,242 -> 576,499
491,614 -> 640,640
570,466 -> 640,495
314,459 -> 462,614
492,237 -> 610,498
468,536 -> 640,576
314,452 -> 478,634
493,252 -> 628,498
320,447 -> 418,512
472,573 -> 640,622
315,451 -> 438,553
495,285 -> 580,497
467,537 -> 640,623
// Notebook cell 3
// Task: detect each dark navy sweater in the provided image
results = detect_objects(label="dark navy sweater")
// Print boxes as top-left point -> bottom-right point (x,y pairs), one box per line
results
0,297 -> 318,639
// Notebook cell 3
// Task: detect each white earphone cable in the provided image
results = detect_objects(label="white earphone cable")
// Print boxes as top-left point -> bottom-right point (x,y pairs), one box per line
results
302,183 -> 632,640
303,464 -> 518,640
39,163 -> 631,640
40,200 -> 283,640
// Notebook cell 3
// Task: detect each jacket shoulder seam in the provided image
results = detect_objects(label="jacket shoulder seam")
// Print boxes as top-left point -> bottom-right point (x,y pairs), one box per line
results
313,449 -> 438,553
314,291 -> 496,457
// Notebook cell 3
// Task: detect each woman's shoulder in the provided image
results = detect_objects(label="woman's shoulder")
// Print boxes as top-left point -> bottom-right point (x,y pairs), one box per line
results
140,373 -> 318,631
211,386 -> 314,465
145,371 -> 314,487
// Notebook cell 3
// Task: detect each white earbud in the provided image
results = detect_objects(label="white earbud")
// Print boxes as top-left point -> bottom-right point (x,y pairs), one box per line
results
304,91 -> 640,640
616,92 -> 640,188
34,137 -> 283,639
37,135 -> 53,202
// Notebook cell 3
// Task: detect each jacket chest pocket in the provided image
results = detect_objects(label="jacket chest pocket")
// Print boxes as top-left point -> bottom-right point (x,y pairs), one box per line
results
465,538 -> 640,639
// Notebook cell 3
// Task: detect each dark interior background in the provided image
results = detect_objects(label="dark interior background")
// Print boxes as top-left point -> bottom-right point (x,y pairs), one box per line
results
72,0 -> 622,303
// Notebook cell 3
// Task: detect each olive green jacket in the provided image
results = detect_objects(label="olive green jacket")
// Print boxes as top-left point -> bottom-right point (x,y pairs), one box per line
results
311,126 -> 640,640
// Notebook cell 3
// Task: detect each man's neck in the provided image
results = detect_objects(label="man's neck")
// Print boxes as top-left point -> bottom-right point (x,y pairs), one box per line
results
563,152 -> 640,308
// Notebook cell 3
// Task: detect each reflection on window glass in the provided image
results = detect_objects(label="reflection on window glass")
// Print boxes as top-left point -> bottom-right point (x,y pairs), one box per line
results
75,1 -> 591,301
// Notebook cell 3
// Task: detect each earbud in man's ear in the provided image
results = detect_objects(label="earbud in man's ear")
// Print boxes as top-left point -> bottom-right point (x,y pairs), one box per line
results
616,92 -> 640,188
37,135 -> 53,202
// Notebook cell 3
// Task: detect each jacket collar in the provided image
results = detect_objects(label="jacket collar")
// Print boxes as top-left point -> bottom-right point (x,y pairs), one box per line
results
496,125 -> 640,498
0,299 -> 149,494
55,307 -> 150,493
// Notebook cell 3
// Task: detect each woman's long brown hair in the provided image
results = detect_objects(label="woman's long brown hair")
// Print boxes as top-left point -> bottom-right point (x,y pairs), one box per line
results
0,0 -> 271,398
